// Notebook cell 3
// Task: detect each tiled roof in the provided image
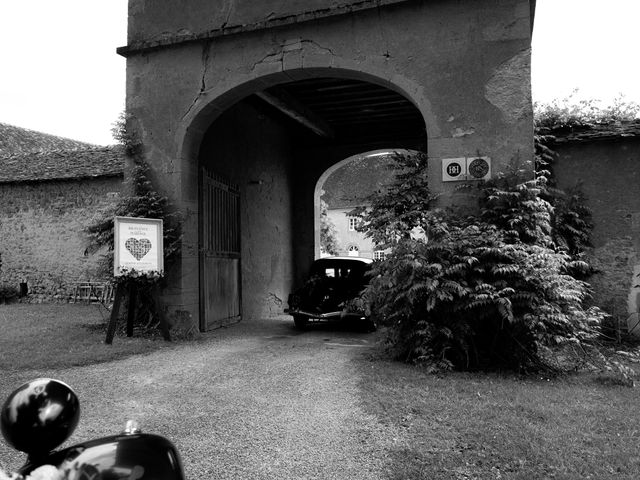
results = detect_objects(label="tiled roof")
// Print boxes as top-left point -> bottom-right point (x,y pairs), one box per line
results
0,145 -> 125,183
539,120 -> 640,144
0,122 -> 96,157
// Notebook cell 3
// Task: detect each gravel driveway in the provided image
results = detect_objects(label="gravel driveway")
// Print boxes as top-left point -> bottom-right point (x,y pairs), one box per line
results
4,317 -> 401,479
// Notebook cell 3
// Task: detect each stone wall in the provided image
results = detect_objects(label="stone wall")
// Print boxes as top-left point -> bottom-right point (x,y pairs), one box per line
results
553,137 -> 640,334
0,176 -> 122,300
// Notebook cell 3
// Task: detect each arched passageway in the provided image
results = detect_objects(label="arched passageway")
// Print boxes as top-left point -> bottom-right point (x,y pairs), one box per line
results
316,149 -> 422,260
193,73 -> 426,329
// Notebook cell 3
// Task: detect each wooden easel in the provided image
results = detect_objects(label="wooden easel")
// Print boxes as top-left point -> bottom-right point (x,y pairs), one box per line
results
105,283 -> 171,344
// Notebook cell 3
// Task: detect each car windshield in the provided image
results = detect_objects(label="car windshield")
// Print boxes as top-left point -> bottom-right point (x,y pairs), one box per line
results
309,260 -> 369,283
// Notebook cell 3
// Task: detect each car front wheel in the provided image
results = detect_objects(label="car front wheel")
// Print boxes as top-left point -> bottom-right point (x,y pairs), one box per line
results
293,315 -> 309,330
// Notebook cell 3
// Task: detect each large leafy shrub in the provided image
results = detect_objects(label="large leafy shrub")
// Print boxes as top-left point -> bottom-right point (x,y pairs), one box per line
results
533,134 -> 593,259
549,182 -> 593,257
358,153 -> 605,371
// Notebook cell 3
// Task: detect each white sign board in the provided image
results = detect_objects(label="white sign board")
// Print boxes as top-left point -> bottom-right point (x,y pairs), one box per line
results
442,157 -> 491,182
114,217 -> 164,276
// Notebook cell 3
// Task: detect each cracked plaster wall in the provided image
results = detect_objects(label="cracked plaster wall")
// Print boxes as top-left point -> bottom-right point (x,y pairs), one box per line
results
485,49 -> 532,124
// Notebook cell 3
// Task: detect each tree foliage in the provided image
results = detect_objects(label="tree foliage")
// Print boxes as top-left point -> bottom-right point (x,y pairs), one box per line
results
359,152 -> 605,372
549,182 -> 593,257
319,199 -> 339,256
352,151 -> 437,249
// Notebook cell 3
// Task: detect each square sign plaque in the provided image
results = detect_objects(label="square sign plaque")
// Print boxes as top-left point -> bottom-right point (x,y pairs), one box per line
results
442,157 -> 491,182
114,216 -> 164,276
442,158 -> 466,182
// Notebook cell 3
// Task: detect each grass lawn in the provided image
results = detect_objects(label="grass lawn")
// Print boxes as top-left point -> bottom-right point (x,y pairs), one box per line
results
357,356 -> 640,479
0,303 -> 177,371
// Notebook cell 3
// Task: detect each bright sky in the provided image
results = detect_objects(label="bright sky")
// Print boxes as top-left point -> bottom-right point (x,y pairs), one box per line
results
0,1 -> 127,146
531,0 -> 640,106
0,0 -> 638,146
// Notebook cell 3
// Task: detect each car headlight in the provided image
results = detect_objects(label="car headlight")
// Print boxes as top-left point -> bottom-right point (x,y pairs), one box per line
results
288,293 -> 300,308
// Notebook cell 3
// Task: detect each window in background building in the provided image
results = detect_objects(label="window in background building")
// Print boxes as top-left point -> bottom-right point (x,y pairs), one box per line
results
348,216 -> 357,231
374,250 -> 386,261
348,244 -> 359,257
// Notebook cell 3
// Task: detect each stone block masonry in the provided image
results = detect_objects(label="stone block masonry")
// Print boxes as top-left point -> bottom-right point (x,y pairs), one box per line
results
0,176 -> 122,300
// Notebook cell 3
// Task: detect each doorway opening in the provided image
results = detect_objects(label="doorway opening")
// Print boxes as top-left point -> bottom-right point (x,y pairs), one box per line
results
315,149 -> 423,260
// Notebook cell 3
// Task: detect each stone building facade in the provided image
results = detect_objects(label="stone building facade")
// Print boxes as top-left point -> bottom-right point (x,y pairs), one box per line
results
0,124 -> 124,300
321,152 -> 397,259
119,0 -> 537,329
325,206 -> 376,258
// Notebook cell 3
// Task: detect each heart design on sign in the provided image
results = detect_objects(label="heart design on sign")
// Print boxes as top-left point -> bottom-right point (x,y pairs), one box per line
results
125,238 -> 152,261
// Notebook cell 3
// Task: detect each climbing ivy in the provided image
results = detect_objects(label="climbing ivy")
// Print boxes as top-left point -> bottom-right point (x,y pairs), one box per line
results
86,114 -> 181,276
84,157 -> 182,277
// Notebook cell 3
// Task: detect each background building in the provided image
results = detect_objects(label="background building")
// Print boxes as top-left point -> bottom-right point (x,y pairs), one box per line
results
321,153 -> 396,259
0,123 -> 123,300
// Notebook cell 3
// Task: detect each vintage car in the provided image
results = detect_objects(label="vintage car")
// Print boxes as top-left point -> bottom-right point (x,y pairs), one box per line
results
285,256 -> 375,331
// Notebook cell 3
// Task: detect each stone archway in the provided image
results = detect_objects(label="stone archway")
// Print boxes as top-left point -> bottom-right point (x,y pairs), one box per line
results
181,71 -> 428,328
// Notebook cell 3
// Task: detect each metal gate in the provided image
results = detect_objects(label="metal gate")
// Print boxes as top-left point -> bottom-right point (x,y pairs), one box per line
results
200,168 -> 241,331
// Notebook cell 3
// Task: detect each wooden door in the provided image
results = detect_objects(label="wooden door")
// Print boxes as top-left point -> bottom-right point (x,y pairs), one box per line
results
200,168 -> 241,331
